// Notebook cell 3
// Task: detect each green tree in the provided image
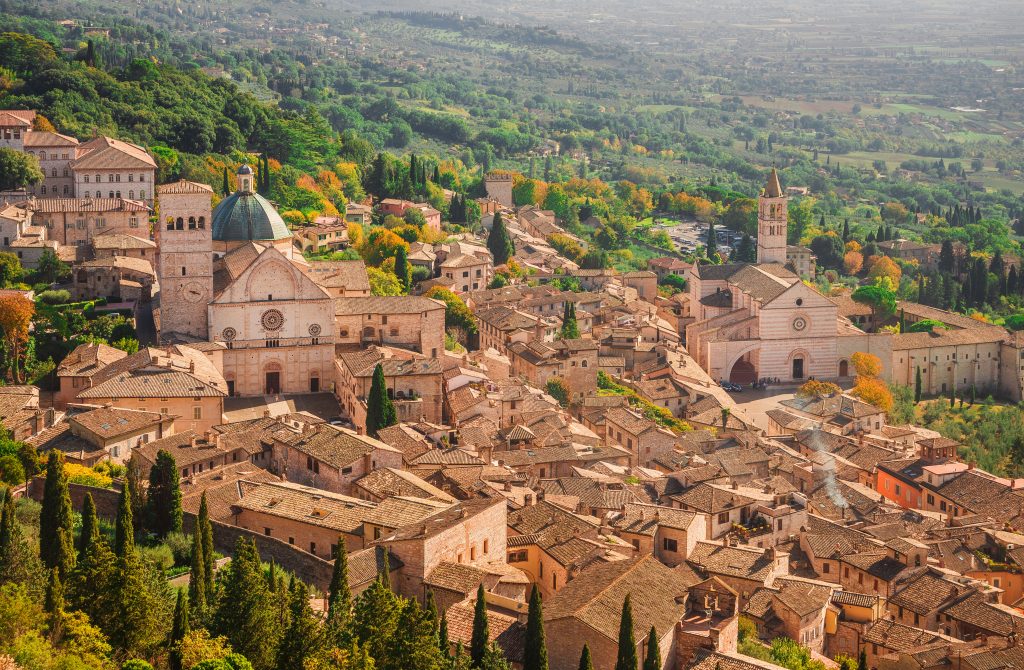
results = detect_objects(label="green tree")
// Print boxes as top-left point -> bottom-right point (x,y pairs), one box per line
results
524,585 -> 548,670
189,524 -> 207,620
112,546 -> 174,657
276,580 -> 326,670
40,450 -> 73,570
470,584 -> 490,667
77,491 -> 99,557
115,483 -> 135,558
366,363 -> 398,437
147,449 -> 183,538
352,575 -> 400,664
0,488 -> 40,585
170,588 -> 190,670
0,251 -> 22,288
560,301 -> 580,339
642,626 -> 660,670
394,246 -> 412,291
578,644 -> 594,670
914,367 -> 922,403
214,538 -> 282,670
198,492 -> 215,602
35,248 -> 70,284
851,284 -> 897,329
0,146 -> 43,191
327,536 -> 353,633
382,599 -> 444,670
705,220 -> 717,259
546,378 -> 570,408
487,211 -> 515,266
615,595 -> 637,670
222,167 -> 230,196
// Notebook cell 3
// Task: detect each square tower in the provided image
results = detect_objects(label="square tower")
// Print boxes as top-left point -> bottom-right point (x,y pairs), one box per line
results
757,167 -> 788,265
156,180 -> 214,341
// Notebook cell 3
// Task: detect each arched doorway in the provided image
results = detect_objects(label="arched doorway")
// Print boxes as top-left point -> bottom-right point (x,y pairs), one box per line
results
729,359 -> 756,384
264,362 -> 282,395
839,359 -> 849,377
792,356 -> 805,380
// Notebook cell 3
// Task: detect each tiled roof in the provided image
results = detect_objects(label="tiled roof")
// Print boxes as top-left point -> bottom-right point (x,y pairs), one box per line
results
347,546 -> 404,587
358,496 -> 452,530
374,424 -> 432,463
76,346 -> 227,398
687,541 -> 778,581
841,552 -> 906,581
56,342 -> 127,377
386,497 -> 504,541
235,481 -> 373,534
445,600 -> 524,664
941,592 -> 1024,636
473,305 -> 540,331
863,619 -> 950,651
91,233 -> 156,249
72,136 -> 156,170
135,431 -> 229,468
304,260 -> 370,292
354,467 -> 455,502
889,570 -> 967,614
615,503 -> 697,537
157,180 -> 214,195
275,424 -> 394,469
23,130 -> 78,147
545,555 -> 700,643
27,197 -> 149,213
335,295 -> 445,316
68,406 -> 167,438
424,561 -> 489,593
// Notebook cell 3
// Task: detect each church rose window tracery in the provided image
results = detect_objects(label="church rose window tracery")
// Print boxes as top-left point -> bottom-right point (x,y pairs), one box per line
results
308,323 -> 322,337
222,327 -> 236,341
261,309 -> 285,332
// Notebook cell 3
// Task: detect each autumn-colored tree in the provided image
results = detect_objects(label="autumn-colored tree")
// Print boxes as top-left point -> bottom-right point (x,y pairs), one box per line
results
843,251 -> 863,275
0,293 -> 34,383
845,240 -> 862,253
867,255 -> 902,284
851,352 -> 882,379
852,376 -> 894,413
797,380 -> 842,399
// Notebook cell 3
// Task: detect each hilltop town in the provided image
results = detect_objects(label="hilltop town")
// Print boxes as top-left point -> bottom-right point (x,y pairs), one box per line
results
3,96 -> 1024,670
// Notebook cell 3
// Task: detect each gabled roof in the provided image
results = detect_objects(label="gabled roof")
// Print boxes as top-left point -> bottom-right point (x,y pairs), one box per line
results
72,136 -> 156,170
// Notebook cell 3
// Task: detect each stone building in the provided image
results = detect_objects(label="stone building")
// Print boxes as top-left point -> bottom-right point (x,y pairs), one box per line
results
72,136 -> 157,206
269,423 -> 403,495
335,296 -> 446,358
335,347 -> 444,431
23,130 -> 79,198
483,172 -> 514,208
24,196 -> 149,247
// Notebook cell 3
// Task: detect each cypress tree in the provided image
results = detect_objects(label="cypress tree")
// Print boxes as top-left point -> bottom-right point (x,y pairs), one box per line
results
0,489 -> 38,586
378,546 -> 391,590
276,580 -> 326,670
642,626 -> 660,670
842,219 -> 850,242
222,167 -> 230,195
915,367 -> 922,403
578,644 -> 595,670
395,246 -> 411,291
44,566 -> 64,615
0,490 -> 14,558
351,574 -> 400,663
170,588 -> 190,670
366,363 -> 397,438
706,220 -> 717,259
487,211 -> 514,266
383,598 -> 445,670
40,450 -> 73,569
561,301 -> 580,340
147,449 -> 182,538
126,454 -> 146,534
524,585 -> 548,670
78,492 -> 99,558
470,583 -> 490,668
188,525 -> 207,619
114,484 -> 135,558
615,595 -> 638,670
858,649 -> 868,670
198,492 -> 214,600
327,536 -> 352,630
214,537 -> 282,670
56,527 -> 76,580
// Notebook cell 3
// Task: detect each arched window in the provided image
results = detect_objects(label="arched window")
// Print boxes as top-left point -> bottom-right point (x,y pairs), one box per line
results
129,190 -> 134,199
166,217 -> 174,231
188,216 -> 196,230
198,216 -> 205,229
175,217 -> 184,231
108,191 -> 114,199
115,191 -> 121,198
39,151 -> 46,160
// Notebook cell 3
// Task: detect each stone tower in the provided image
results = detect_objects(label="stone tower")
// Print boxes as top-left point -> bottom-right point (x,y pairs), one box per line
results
156,180 -> 214,341
757,167 -> 788,265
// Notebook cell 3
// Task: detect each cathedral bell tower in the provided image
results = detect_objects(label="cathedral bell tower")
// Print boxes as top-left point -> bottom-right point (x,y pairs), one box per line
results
156,180 -> 214,341
757,167 -> 788,265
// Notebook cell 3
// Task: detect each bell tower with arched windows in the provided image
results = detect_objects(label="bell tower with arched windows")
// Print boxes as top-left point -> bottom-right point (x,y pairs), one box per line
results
757,167 -> 788,264
156,180 -> 214,341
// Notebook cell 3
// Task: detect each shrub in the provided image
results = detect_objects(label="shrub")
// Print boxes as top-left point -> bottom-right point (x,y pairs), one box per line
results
138,543 -> 175,572
64,463 -> 113,488
37,289 -> 70,305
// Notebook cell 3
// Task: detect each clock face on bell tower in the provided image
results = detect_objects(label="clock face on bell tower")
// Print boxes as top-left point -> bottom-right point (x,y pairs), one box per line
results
179,280 -> 208,303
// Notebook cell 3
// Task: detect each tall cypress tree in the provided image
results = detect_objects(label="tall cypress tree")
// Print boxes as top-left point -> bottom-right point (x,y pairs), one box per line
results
198,492 -> 215,601
147,449 -> 182,538
327,536 -> 352,630
222,167 -> 230,195
0,489 -> 37,586
351,574 -> 400,664
524,585 -> 548,670
642,626 -> 660,670
188,525 -> 207,619
615,595 -> 638,670
214,537 -> 282,670
383,598 -> 445,670
366,364 -> 397,438
470,584 -> 490,668
40,450 -> 73,569
78,492 -> 99,558
56,527 -> 76,580
0,490 -> 14,558
395,246 -> 411,291
44,566 -> 64,616
915,367 -> 923,403
114,484 -> 135,558
276,580 -> 326,670
170,588 -> 190,670
487,211 -> 515,266
578,644 -> 595,670
560,301 -> 580,340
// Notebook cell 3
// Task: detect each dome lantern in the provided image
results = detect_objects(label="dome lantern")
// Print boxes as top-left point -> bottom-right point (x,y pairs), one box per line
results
237,164 -> 255,194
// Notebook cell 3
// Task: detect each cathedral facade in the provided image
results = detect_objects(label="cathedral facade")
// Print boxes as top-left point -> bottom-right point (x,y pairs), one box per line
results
685,169 -> 845,385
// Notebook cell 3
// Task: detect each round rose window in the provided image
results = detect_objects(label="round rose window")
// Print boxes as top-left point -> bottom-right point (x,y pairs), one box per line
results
309,323 -> 322,337
793,317 -> 807,331
261,309 -> 284,331
221,327 -> 236,341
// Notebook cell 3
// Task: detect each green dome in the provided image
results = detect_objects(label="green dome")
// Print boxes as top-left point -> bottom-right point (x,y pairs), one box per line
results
211,191 -> 290,242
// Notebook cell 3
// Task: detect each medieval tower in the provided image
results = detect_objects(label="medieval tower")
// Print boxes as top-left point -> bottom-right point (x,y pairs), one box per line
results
156,180 -> 214,341
757,167 -> 788,265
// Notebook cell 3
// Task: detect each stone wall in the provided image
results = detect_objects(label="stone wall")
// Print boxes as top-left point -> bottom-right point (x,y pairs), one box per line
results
30,478 -> 335,591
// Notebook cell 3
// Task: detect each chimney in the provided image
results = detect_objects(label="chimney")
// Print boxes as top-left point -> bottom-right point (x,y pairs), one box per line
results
189,360 -> 195,373
191,435 -> 199,448
504,481 -> 512,492
731,481 -> 739,490
263,409 -> 271,418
